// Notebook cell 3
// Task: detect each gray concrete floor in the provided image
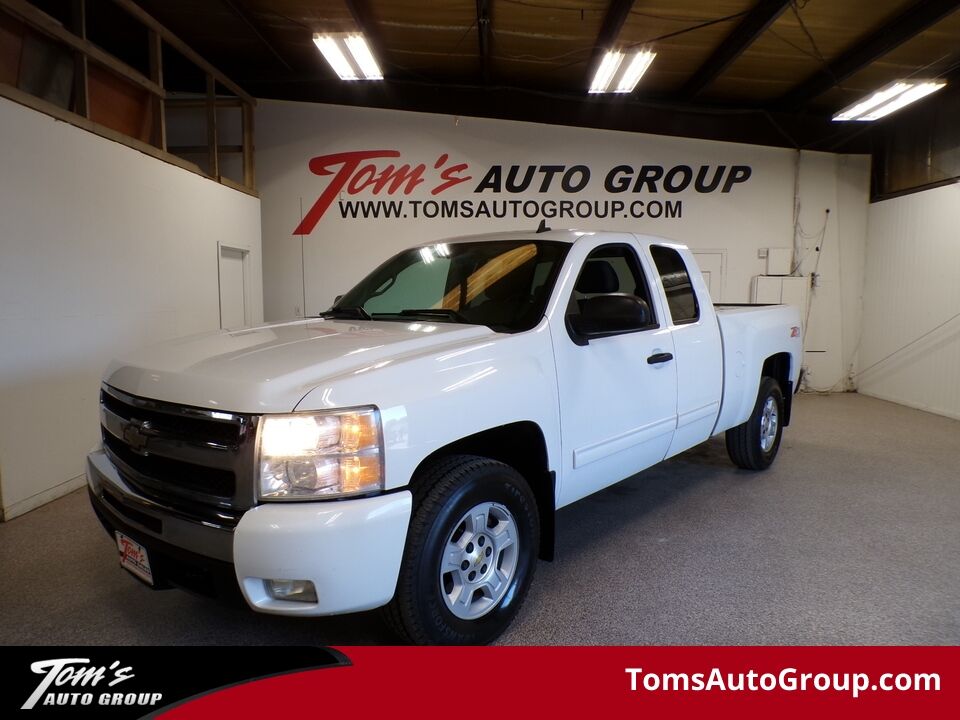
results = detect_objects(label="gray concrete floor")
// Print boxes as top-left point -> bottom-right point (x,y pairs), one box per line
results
1,393 -> 957,645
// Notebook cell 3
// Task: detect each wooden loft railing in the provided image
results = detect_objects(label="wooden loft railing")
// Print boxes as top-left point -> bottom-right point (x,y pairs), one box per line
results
0,0 -> 256,195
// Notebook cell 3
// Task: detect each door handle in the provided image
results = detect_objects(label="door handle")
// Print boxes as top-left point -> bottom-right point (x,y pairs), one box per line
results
647,352 -> 673,365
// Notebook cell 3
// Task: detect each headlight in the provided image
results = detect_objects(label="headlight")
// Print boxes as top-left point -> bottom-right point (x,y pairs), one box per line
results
257,407 -> 383,500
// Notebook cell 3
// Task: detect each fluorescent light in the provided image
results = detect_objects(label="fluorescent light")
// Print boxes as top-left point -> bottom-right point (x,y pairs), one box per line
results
589,48 -> 656,94
344,34 -> 383,80
614,50 -> 656,93
833,82 -> 910,121
589,50 -> 624,94
313,33 -> 384,81
313,35 -> 358,80
861,82 -> 945,120
832,79 -> 946,121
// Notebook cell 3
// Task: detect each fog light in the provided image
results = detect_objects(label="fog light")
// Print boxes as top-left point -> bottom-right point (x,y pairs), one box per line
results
265,579 -> 318,603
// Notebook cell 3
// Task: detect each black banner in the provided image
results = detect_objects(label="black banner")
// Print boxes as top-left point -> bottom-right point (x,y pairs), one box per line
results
4,647 -> 346,718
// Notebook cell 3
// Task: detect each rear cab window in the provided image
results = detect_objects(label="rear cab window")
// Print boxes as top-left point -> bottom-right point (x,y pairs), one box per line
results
650,245 -> 700,325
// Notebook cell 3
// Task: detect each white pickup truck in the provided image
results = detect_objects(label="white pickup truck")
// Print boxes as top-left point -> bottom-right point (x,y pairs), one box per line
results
87,229 -> 801,644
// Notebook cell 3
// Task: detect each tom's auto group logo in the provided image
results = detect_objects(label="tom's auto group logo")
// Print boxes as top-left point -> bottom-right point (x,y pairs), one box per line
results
6,647 -> 345,717
292,149 -> 754,233
21,658 -> 162,710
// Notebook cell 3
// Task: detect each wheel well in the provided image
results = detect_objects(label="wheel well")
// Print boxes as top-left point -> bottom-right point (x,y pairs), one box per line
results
762,352 -> 793,425
411,422 -> 556,561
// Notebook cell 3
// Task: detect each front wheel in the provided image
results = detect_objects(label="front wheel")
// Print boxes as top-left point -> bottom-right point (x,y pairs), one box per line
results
726,376 -> 784,470
384,455 -> 539,645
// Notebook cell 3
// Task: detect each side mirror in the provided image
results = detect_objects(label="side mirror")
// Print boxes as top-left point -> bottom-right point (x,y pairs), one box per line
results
333,294 -> 343,305
568,294 -> 651,342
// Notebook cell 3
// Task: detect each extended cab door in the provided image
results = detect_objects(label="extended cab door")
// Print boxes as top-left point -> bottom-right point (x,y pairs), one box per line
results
646,244 -> 724,458
551,239 -> 678,507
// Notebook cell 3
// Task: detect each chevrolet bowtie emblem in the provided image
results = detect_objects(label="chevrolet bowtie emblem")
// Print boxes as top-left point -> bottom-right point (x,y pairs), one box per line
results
123,419 -> 153,456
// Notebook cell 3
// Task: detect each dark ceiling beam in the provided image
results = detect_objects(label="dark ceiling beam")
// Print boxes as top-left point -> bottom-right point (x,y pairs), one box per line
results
221,0 -> 292,72
680,0 -> 791,98
477,0 -> 492,82
585,0 -> 635,81
776,0 -> 960,111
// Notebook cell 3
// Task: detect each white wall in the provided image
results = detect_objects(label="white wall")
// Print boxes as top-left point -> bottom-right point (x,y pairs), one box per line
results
793,152 -> 871,391
0,97 -> 263,519
256,100 -> 869,391
858,183 -> 960,419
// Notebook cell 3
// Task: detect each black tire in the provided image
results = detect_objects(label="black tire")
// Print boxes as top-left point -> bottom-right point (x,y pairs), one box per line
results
384,455 -> 539,645
725,376 -> 784,471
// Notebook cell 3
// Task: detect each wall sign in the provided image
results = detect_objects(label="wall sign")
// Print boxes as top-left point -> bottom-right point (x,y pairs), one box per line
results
292,148 -> 754,234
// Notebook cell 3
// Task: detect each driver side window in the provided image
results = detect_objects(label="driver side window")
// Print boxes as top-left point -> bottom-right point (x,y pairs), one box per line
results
570,244 -> 657,325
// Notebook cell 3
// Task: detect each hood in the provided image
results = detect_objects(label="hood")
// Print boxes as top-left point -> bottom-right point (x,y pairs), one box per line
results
104,318 -> 494,413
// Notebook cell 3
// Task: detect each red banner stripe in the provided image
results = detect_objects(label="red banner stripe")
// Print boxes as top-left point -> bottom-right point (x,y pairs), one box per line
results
157,646 -> 959,719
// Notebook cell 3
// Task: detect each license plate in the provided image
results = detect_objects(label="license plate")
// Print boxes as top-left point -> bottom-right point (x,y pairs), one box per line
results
116,532 -> 154,586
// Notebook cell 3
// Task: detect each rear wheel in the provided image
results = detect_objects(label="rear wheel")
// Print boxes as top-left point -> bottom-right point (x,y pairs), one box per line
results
384,455 -> 539,645
726,376 -> 784,470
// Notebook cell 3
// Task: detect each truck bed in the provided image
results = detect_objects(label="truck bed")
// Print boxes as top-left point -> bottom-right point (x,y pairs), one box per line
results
713,302 -> 803,434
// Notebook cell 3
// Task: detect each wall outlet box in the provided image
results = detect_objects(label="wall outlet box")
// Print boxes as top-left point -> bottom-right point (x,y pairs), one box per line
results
758,248 -> 769,259
766,247 -> 793,276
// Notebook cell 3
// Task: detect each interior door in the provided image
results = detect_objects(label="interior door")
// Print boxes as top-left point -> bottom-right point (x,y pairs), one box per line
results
553,243 -> 678,507
692,251 -> 724,301
218,245 -> 248,329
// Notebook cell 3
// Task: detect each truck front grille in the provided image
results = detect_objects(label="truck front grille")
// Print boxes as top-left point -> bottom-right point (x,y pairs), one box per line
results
99,385 -> 258,525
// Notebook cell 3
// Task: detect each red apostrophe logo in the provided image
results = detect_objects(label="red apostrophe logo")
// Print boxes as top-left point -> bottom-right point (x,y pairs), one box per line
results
293,150 -> 472,234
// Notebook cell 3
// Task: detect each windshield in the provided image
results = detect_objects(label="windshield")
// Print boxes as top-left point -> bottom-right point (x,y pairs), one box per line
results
331,240 -> 570,333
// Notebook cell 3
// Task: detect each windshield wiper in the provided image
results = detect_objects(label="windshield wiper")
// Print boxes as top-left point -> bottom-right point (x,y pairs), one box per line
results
316,306 -> 372,321
369,308 -> 474,324
398,308 -> 472,323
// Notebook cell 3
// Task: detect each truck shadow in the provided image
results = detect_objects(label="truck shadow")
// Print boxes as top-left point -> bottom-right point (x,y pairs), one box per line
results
553,435 -> 738,561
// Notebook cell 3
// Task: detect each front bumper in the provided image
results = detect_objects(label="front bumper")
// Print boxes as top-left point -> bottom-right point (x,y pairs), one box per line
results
86,449 -> 412,616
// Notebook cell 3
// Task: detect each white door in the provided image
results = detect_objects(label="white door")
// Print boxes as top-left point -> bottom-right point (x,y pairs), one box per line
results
218,245 -> 248,329
648,245 -> 724,458
553,242 -> 678,507
692,251 -> 724,301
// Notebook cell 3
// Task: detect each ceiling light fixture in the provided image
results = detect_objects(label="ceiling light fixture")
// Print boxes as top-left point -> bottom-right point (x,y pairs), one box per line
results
343,34 -> 383,80
589,49 -> 656,94
313,33 -> 383,81
616,50 -> 657,93
589,50 -> 623,94
832,79 -> 946,121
